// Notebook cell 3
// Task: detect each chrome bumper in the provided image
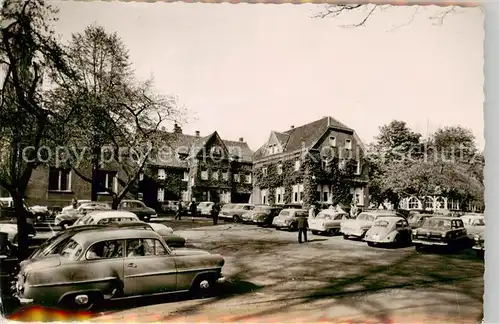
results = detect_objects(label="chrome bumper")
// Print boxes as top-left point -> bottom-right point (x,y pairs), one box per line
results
217,276 -> 226,284
412,239 -> 448,246
472,246 -> 484,251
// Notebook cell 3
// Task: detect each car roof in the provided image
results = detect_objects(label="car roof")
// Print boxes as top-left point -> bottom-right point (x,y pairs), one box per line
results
86,210 -> 139,221
71,228 -> 162,245
318,209 -> 347,215
428,216 -> 460,221
281,208 -> 308,212
374,216 -> 405,223
359,211 -> 396,216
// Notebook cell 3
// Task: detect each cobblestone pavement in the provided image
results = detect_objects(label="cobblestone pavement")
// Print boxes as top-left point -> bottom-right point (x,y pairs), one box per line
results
89,223 -> 484,323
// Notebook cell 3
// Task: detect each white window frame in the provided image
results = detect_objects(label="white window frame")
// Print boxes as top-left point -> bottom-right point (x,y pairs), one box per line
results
98,172 -> 117,194
49,169 -> 72,192
292,184 -> 299,203
345,139 -> 352,150
222,171 -> 228,181
298,184 -> 304,203
275,187 -> 284,204
183,171 -> 189,181
261,189 -> 268,204
212,170 -> 219,181
245,173 -> 252,184
234,173 -> 240,183
294,160 -> 300,171
181,190 -> 188,202
158,168 -> 166,180
139,172 -> 144,181
157,188 -> 165,202
201,169 -> 208,180
277,163 -> 283,175
329,136 -> 336,147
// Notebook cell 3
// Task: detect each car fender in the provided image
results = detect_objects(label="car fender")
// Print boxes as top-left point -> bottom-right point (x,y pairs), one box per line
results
189,270 -> 221,287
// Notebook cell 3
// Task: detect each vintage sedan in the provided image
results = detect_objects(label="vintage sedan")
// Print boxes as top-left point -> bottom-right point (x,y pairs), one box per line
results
250,206 -> 283,227
460,214 -> 485,239
197,202 -> 215,217
118,200 -> 158,222
364,216 -> 412,247
472,230 -> 484,258
219,203 -> 254,223
309,209 -> 349,236
55,202 -> 111,228
340,211 -> 396,240
272,209 -> 309,231
412,216 -> 469,251
407,213 -> 433,229
15,228 -> 225,309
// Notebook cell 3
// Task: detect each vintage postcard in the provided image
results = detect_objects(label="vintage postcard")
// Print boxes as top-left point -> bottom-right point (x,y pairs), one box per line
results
0,0 -> 485,322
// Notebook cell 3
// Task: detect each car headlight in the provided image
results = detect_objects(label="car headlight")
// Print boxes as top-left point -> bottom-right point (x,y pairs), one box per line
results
412,229 -> 417,235
473,234 -> 480,241
284,219 -> 291,224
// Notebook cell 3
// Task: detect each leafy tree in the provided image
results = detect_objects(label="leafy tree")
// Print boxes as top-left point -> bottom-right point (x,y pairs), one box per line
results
433,125 -> 477,163
0,0 -> 73,259
50,25 -> 183,209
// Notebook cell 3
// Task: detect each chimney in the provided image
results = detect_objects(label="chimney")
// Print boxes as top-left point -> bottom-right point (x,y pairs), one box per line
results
173,123 -> 182,134
195,130 -> 200,137
290,125 -> 295,129
239,137 -> 244,142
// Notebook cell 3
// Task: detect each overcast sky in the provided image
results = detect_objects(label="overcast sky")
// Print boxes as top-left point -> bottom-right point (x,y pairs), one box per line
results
52,2 -> 484,151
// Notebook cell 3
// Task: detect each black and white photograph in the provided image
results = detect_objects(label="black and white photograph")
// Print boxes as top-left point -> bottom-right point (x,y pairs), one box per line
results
0,0 -> 486,322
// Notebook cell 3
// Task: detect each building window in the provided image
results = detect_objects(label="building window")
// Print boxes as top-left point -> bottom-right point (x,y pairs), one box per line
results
234,173 -> 240,183
157,188 -> 164,202
262,167 -> 268,176
329,136 -> 336,147
275,187 -> 284,204
424,197 -> 433,209
323,191 -> 328,202
245,173 -> 252,184
338,159 -> 346,170
298,184 -> 304,203
212,170 -> 219,181
277,163 -> 283,175
201,169 -> 208,180
294,160 -> 300,171
261,189 -> 268,204
97,171 -> 117,194
139,173 -> 144,181
183,171 -> 189,181
158,168 -> 166,180
345,139 -> 352,150
436,197 -> 445,209
321,158 -> 329,170
181,190 -> 188,202
292,184 -> 303,203
408,197 -> 419,209
48,168 -> 71,191
222,171 -> 228,181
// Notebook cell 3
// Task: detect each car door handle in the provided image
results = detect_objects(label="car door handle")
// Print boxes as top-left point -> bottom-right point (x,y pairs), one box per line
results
127,263 -> 137,268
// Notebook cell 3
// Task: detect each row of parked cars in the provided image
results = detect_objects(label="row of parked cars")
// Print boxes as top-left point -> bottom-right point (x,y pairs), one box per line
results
3,204 -> 226,311
205,202 -> 485,257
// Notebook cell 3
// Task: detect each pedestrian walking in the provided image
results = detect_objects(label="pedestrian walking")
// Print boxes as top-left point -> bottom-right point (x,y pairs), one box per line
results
189,199 -> 197,218
175,201 -> 183,220
211,202 -> 221,225
297,213 -> 308,243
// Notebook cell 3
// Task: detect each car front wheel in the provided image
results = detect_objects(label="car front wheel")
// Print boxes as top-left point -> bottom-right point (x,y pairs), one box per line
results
232,215 -> 239,223
190,275 -> 217,299
59,291 -> 103,311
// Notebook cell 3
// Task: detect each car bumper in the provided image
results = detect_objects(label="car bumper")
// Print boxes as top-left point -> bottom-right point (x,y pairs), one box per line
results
341,228 -> 365,237
17,296 -> 34,305
217,276 -> 226,284
273,222 -> 288,228
412,239 -> 448,246
472,245 -> 484,251
309,225 -> 327,232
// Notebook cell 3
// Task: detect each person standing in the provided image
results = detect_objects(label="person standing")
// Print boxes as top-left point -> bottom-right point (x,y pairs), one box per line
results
189,199 -> 197,218
297,213 -> 308,243
175,201 -> 183,220
308,204 -> 316,219
211,202 -> 221,225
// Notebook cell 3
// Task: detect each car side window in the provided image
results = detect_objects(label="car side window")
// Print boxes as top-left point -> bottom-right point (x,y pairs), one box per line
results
127,239 -> 168,257
86,240 -> 124,260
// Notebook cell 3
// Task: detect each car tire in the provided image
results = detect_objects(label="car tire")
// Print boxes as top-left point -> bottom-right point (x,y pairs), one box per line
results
232,215 -> 239,223
343,234 -> 349,240
59,221 -> 72,229
328,229 -> 338,236
288,223 -> 297,231
311,230 -> 318,235
415,244 -> 425,252
367,242 -> 375,247
190,275 -> 217,299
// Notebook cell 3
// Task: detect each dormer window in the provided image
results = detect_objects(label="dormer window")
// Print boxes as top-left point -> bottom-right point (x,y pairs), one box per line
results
329,136 -> 336,147
345,139 -> 352,150
211,147 -> 222,156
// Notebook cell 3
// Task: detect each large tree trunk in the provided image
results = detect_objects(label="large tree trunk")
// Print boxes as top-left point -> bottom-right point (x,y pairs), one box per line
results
14,193 -> 30,261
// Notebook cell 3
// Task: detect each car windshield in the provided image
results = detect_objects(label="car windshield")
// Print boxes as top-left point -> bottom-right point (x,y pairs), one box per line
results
59,239 -> 83,260
407,214 -> 420,222
357,213 -> 375,221
279,211 -> 290,217
472,219 -> 485,226
253,206 -> 270,212
422,218 -> 451,230
315,212 -> 333,220
374,220 -> 389,228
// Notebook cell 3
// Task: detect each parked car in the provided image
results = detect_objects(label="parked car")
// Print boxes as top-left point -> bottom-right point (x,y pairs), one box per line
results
0,197 -> 50,221
61,200 -> 92,213
197,202 -> 215,217
15,228 -> 225,309
280,203 -> 304,210
118,200 -> 157,222
55,202 -> 111,228
70,210 -> 140,228
272,208 -> 309,231
219,203 -> 254,223
340,211 -> 396,240
0,223 -> 58,256
407,213 -> 433,229
309,209 -> 349,236
460,214 -> 485,239
412,216 -> 469,251
364,216 -> 412,247
241,205 -> 282,226
472,229 -> 484,258
161,200 -> 179,214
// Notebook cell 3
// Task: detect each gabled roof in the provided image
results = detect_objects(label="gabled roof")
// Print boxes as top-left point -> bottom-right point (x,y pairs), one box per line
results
151,130 -> 254,167
253,116 -> 355,160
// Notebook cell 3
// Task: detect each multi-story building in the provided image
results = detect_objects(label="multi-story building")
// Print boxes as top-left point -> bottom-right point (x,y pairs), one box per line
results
141,124 -> 254,208
398,196 -> 482,213
251,116 -> 369,208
